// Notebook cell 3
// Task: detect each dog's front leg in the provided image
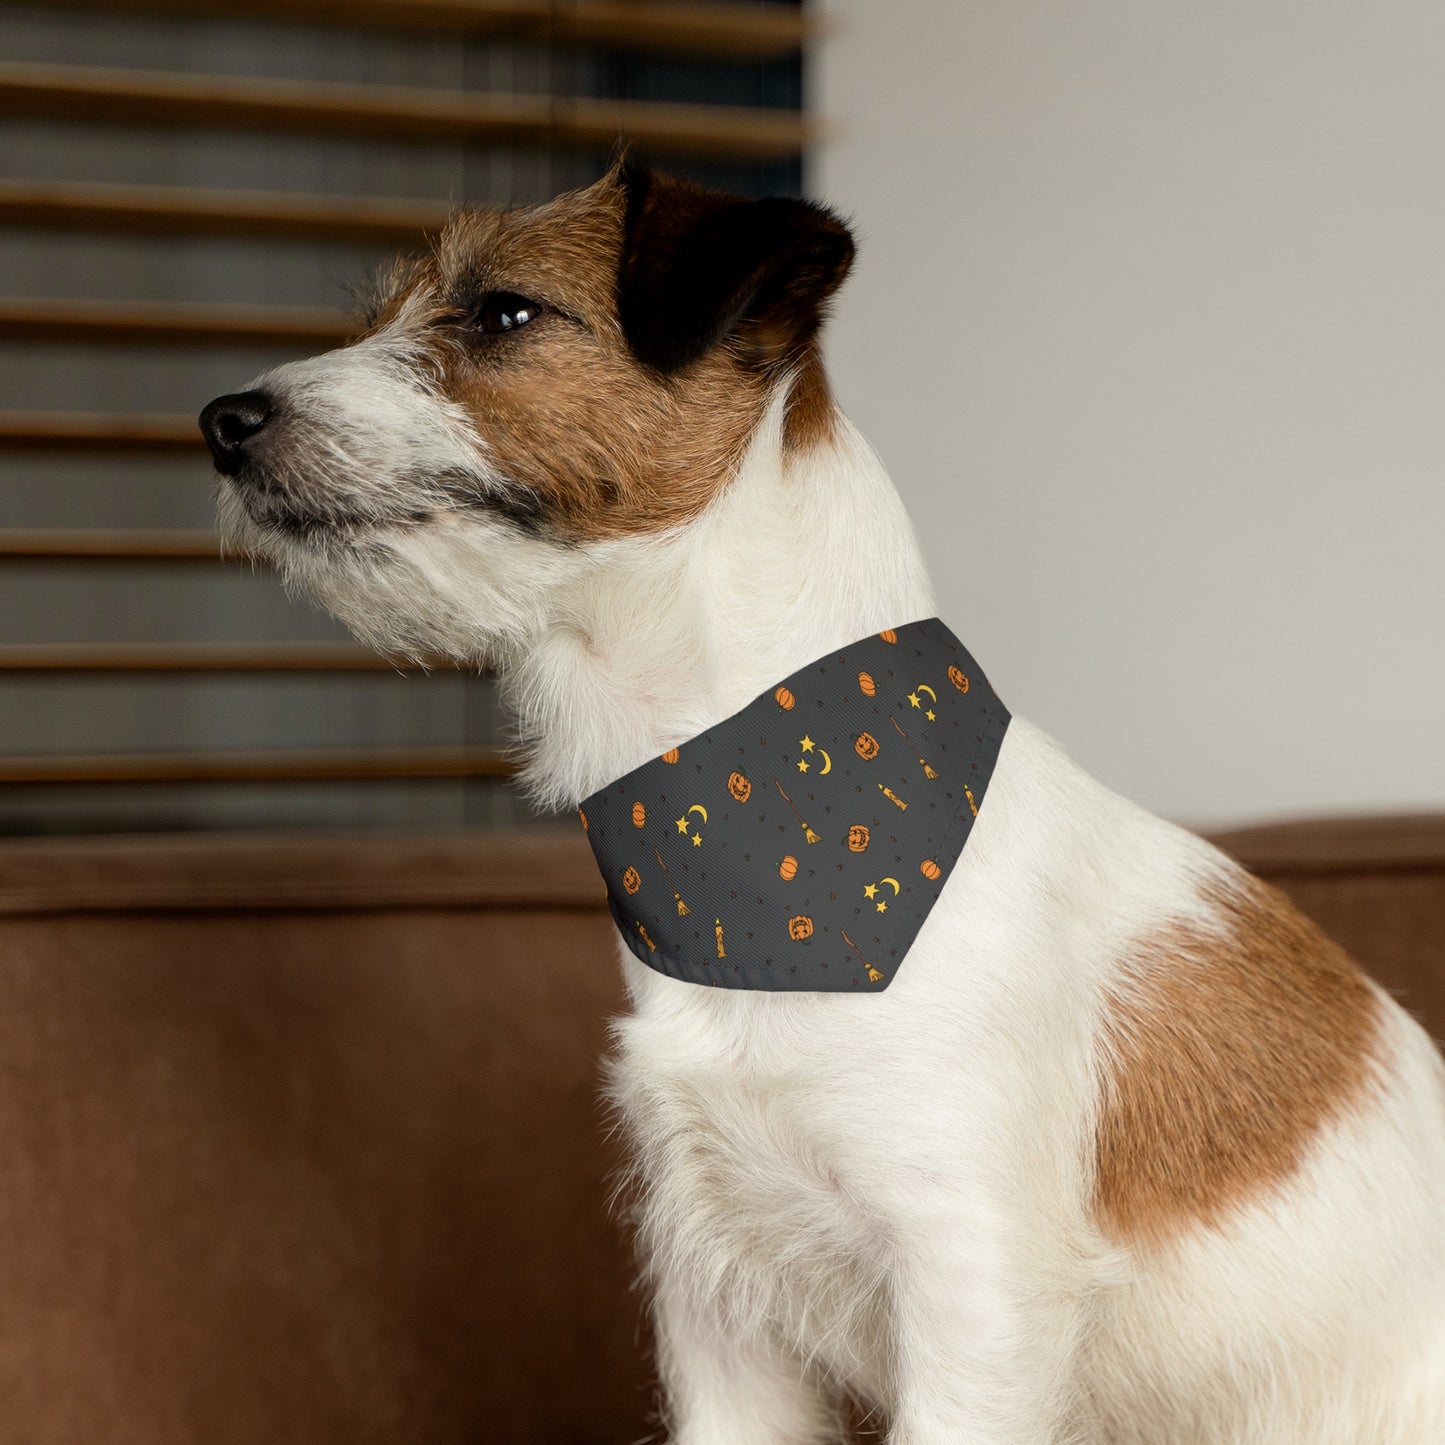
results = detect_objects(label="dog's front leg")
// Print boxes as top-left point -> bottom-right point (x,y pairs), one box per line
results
653,1272 -> 843,1445
882,1201 -> 1090,1445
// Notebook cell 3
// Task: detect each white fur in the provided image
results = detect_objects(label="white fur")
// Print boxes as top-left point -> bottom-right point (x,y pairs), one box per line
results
221,344 -> 1445,1444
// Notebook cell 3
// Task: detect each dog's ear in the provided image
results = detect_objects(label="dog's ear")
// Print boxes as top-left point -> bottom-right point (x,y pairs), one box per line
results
616,162 -> 855,375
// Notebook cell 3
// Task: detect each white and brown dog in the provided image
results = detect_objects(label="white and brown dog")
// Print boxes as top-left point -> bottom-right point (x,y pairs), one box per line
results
201,163 -> 1445,1444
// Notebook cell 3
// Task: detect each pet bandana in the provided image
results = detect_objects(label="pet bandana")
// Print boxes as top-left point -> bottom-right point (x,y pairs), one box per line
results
578,618 -> 1009,992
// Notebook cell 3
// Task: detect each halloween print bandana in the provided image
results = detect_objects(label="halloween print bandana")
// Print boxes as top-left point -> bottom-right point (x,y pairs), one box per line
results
578,618 -> 1010,992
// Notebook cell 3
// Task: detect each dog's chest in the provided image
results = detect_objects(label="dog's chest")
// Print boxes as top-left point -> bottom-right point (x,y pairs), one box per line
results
612,1003 -> 891,1388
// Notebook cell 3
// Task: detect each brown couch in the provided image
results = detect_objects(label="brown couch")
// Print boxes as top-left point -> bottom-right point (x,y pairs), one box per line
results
0,817 -> 1440,1443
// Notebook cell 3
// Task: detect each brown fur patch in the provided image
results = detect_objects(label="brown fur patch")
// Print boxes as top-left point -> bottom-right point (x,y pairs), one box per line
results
782,343 -> 840,454
366,175 -> 776,541
1094,872 -> 1382,1246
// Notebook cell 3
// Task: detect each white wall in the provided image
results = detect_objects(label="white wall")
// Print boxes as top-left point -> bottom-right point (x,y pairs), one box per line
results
813,0 -> 1445,827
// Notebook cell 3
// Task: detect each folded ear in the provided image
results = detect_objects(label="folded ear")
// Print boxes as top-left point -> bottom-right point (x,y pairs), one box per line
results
617,162 -> 855,375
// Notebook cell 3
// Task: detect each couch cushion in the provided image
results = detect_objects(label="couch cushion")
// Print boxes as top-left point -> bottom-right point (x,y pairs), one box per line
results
0,831 -> 648,1445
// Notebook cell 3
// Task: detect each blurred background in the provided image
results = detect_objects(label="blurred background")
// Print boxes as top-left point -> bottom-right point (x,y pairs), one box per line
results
0,0 -> 802,836
819,0 -> 1445,826
2,0 -> 1441,838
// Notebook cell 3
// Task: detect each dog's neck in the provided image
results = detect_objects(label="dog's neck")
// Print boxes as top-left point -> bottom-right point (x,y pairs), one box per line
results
504,395 -> 937,811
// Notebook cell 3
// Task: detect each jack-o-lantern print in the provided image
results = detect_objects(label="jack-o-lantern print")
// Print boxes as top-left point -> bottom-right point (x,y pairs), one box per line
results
854,731 -> 880,761
948,664 -> 970,693
631,801 -> 647,827
847,825 -> 871,853
788,914 -> 814,942
622,866 -> 642,895
662,748 -> 680,764
920,859 -> 941,880
727,770 -> 752,804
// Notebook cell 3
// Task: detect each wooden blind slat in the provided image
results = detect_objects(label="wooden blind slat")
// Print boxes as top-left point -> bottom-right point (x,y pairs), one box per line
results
0,61 -> 813,161
0,745 -> 513,783
0,412 -> 200,452
0,297 -> 352,348
0,643 -> 411,672
0,529 -> 222,560
0,180 -> 448,245
0,0 -> 810,59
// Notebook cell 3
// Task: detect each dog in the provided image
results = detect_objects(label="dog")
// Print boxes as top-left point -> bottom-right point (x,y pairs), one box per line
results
200,161 -> 1445,1444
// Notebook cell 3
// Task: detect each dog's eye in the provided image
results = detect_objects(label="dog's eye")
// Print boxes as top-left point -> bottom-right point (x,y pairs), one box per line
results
471,291 -> 543,335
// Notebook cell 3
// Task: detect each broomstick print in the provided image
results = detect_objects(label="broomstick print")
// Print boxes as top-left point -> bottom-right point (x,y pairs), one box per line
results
891,715 -> 940,778
774,779 -> 821,844
841,928 -> 885,984
653,846 -> 691,916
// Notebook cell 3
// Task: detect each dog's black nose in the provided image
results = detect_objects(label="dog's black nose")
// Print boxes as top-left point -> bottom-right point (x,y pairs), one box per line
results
199,390 -> 273,475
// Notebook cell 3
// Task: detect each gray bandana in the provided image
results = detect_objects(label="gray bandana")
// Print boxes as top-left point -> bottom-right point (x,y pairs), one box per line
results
578,618 -> 1009,992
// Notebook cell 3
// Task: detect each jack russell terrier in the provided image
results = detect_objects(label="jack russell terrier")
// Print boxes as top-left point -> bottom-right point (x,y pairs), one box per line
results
200,162 -> 1445,1444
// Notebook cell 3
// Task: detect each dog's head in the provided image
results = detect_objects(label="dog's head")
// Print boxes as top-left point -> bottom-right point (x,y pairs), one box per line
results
200,163 -> 854,663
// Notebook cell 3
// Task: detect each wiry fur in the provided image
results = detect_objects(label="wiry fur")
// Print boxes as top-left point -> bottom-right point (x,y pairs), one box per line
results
206,168 -> 1445,1444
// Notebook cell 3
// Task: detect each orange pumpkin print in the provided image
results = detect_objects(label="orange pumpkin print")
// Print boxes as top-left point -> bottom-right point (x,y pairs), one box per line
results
779,855 -> 799,881
775,686 -> 795,711
879,629 -> 897,644
727,770 -> 752,804
920,858 -> 941,881
847,825 -> 870,853
854,731 -> 880,761
662,748 -> 680,764
948,664 -> 970,693
858,671 -> 877,697
622,866 -> 642,895
631,801 -> 647,827
787,915 -> 814,941
578,808 -> 588,832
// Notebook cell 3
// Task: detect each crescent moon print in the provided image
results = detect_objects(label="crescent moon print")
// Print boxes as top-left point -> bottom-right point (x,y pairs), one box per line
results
818,749 -> 832,775
688,804 -> 708,824
863,876 -> 902,913
916,683 -> 937,702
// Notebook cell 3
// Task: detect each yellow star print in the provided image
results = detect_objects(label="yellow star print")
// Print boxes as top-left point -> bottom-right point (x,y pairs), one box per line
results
926,708 -> 936,722
797,759 -> 809,773
863,882 -> 878,900
907,692 -> 921,709
692,832 -> 703,847
799,735 -> 815,753
675,816 -> 689,834
876,900 -> 888,913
